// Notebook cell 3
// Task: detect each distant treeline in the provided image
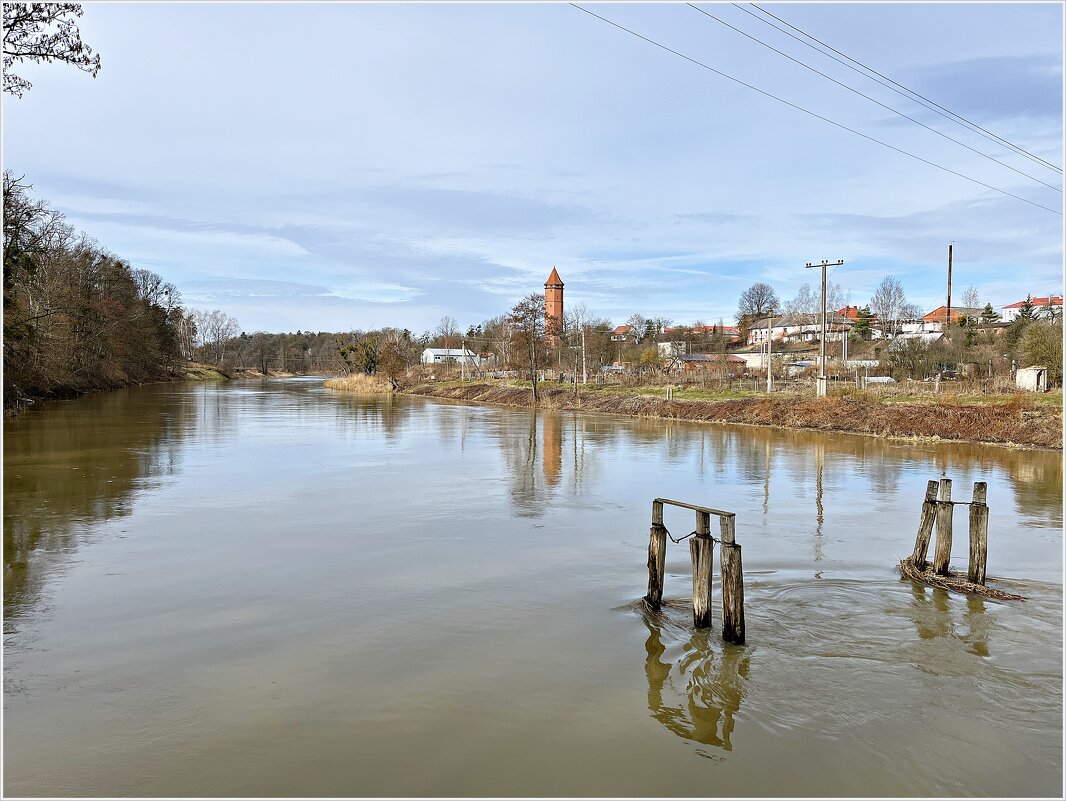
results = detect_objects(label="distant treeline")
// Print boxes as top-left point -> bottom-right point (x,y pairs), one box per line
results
3,172 -> 196,408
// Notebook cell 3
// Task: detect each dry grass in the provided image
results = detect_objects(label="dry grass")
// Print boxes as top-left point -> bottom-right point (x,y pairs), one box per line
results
403,381 -> 1062,449
324,374 -> 393,394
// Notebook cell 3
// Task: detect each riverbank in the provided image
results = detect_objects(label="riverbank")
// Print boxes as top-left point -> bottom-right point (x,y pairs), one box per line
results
3,363 -> 311,416
400,380 -> 1063,449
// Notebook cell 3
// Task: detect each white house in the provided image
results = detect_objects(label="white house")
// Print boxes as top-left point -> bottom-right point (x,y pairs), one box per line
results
420,348 -> 479,367
1000,296 -> 1062,322
747,313 -> 852,346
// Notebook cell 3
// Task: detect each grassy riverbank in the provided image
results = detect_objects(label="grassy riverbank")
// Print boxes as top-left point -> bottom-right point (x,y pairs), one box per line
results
323,374 -> 393,394
400,380 -> 1063,450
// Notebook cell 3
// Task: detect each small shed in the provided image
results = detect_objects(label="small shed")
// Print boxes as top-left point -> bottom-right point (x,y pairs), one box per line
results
1016,366 -> 1048,392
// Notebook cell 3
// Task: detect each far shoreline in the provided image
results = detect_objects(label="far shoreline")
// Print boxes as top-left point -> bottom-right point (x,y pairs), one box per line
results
383,379 -> 1063,451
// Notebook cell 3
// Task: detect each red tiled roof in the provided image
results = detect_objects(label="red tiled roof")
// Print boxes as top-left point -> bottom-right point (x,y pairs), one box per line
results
545,267 -> 563,286
681,353 -> 745,363
1002,296 -> 1061,309
613,325 -> 633,335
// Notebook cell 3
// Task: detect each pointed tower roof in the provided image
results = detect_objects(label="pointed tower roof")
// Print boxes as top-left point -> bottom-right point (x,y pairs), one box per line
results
545,267 -> 564,286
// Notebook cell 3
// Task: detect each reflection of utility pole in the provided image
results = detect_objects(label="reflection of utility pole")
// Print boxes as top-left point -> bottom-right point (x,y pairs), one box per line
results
814,443 -> 824,562
763,438 -> 770,515
805,259 -> 844,397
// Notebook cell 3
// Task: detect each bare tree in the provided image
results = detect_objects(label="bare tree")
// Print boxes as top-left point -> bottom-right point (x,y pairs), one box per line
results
174,312 -> 197,360
194,309 -> 241,366
961,285 -> 981,310
3,3 -> 101,97
900,302 -> 923,321
784,283 -> 818,315
625,313 -> 647,341
509,293 -> 545,403
736,282 -> 780,321
870,275 -> 907,338
482,314 -> 514,370
785,281 -> 844,316
435,315 -> 458,351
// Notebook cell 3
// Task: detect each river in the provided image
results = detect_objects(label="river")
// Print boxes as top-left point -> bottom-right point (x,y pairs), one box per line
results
3,378 -> 1062,797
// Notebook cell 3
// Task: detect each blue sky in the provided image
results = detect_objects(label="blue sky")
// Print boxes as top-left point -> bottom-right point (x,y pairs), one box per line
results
3,2 -> 1062,334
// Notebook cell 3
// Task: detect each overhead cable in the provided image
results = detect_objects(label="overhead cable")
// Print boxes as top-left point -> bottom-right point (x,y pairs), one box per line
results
568,4 -> 1062,217
687,3 -> 1060,193
741,2 -> 1063,174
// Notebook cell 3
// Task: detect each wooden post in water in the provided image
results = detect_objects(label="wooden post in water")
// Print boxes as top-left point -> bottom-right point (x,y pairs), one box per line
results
646,500 -> 667,609
932,478 -> 953,575
968,482 -> 989,585
690,510 -> 713,628
910,480 -> 940,567
719,513 -> 745,644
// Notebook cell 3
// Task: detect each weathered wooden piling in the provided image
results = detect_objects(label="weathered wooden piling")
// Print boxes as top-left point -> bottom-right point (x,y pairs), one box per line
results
932,478 -> 953,576
646,500 -> 667,609
910,479 -> 940,567
718,513 -> 745,644
968,482 -> 989,585
690,511 -> 713,628
646,497 -> 749,639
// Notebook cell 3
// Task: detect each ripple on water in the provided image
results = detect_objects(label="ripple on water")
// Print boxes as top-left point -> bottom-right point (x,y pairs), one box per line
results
627,571 -> 1062,790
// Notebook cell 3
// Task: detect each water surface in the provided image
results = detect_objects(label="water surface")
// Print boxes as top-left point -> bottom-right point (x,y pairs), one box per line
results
4,379 -> 1062,796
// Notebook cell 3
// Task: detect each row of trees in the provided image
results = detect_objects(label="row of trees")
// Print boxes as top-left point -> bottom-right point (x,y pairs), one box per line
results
736,276 -> 928,338
4,173 -> 196,406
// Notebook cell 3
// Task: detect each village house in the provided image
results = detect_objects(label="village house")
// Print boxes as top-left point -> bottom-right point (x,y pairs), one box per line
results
670,353 -> 746,376
922,306 -> 984,326
657,340 -> 689,359
1000,295 -> 1062,322
420,347 -> 480,367
746,313 -> 853,346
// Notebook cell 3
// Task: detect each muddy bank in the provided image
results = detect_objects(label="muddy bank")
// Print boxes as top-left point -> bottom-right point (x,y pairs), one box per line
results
402,381 -> 1062,450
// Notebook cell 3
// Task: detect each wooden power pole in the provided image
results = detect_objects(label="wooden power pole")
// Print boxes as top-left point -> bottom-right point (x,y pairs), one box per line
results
945,242 -> 953,332
805,259 -> 844,397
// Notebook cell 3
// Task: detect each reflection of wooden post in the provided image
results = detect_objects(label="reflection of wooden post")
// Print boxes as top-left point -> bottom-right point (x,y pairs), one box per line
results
646,501 -> 666,608
719,514 -> 745,644
910,480 -> 940,567
690,511 -> 713,628
968,482 -> 989,585
933,479 -> 953,575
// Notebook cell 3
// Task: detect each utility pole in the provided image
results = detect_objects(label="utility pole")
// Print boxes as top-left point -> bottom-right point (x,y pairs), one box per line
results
461,337 -> 466,381
805,259 -> 844,397
581,325 -> 587,384
945,242 -> 953,332
766,308 -> 774,393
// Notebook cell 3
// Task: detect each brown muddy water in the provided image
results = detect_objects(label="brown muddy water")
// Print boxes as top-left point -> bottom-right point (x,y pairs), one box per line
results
3,378 -> 1062,797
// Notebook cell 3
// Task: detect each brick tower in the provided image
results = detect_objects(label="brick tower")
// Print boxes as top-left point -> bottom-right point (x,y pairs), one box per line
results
544,267 -> 564,347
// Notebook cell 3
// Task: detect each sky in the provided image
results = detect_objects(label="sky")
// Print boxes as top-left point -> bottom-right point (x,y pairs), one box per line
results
3,2 -> 1063,334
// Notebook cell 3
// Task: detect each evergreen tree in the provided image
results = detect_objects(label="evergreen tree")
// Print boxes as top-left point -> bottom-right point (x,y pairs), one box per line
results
1018,295 -> 1037,320
851,306 -> 873,341
980,303 -> 1000,326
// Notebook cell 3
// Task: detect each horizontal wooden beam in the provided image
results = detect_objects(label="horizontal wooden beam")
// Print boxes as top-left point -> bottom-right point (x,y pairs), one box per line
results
654,498 -> 735,519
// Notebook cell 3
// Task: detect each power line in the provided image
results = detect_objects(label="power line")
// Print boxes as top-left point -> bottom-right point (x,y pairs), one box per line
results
741,2 -> 1063,175
568,4 -> 1062,216
687,3 -> 1061,193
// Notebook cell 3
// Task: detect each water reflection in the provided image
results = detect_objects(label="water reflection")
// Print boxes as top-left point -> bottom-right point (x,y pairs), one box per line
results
3,386 -> 203,630
641,606 -> 748,755
907,584 -> 992,659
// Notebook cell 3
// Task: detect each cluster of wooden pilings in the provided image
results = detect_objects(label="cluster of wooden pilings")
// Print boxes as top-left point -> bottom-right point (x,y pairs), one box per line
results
644,498 -> 745,644
909,479 -> 989,583
900,478 -> 1024,600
